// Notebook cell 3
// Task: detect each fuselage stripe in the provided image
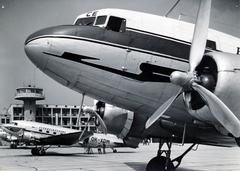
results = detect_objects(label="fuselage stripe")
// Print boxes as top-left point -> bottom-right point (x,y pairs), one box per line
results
29,35 -> 189,63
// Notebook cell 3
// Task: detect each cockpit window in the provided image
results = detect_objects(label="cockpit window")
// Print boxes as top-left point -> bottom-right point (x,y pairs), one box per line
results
106,16 -> 126,32
75,17 -> 95,26
206,40 -> 217,50
95,15 -> 107,25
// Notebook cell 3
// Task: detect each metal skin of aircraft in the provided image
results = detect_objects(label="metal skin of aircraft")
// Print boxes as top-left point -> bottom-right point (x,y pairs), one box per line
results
0,128 -> 19,148
1,120 -> 90,155
24,0 -> 240,170
1,108 -> 107,156
80,133 -> 138,153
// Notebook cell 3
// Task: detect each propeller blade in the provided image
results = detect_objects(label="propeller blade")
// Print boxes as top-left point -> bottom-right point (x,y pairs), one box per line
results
83,108 -> 108,134
189,0 -> 212,72
192,82 -> 240,138
145,89 -> 182,129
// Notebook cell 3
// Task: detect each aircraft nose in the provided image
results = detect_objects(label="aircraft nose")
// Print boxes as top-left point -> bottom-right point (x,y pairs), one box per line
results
25,28 -> 53,70
24,25 -> 77,70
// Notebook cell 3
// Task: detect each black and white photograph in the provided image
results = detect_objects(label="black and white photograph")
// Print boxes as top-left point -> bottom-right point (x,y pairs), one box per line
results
0,0 -> 240,170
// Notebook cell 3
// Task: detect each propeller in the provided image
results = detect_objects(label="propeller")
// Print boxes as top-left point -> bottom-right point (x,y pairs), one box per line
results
145,0 -> 240,138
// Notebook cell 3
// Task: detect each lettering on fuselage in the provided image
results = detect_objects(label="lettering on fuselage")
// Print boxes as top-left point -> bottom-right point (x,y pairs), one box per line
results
237,47 -> 240,55
90,137 -> 110,146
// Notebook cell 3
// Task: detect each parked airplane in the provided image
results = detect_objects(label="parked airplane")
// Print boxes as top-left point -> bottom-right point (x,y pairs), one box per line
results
80,132 -> 138,153
1,108 -> 107,156
24,0 -> 240,170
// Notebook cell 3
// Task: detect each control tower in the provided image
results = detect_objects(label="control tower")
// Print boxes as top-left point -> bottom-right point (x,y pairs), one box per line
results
15,85 -> 45,121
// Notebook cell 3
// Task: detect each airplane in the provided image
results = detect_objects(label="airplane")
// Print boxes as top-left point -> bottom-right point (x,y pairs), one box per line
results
24,0 -> 240,170
80,132 -> 138,153
1,108 -> 107,156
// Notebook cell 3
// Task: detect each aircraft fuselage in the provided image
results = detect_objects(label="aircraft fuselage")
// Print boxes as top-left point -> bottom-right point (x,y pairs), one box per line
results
24,9 -> 240,146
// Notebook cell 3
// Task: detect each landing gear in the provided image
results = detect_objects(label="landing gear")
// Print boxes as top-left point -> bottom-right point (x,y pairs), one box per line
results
10,142 -> 18,149
146,139 -> 196,171
31,146 -> 48,156
112,148 -> 117,153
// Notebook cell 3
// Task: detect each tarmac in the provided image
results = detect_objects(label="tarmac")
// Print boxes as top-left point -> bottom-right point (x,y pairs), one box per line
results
0,143 -> 240,171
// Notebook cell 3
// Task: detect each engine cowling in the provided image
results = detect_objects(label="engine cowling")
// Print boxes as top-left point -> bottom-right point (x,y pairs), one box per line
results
22,131 -> 34,141
185,51 -> 240,126
95,101 -> 141,148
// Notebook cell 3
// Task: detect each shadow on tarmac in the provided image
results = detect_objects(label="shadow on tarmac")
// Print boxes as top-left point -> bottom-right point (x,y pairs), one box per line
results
125,162 -> 205,171
6,152 -> 99,157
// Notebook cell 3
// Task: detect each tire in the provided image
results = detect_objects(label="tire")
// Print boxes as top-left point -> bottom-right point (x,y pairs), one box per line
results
146,156 -> 175,171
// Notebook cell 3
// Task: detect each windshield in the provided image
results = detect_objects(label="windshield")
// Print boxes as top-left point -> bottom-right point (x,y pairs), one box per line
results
95,15 -> 107,25
75,17 -> 95,26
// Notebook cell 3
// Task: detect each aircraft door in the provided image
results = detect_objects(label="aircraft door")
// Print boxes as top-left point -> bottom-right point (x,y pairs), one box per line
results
100,16 -> 129,72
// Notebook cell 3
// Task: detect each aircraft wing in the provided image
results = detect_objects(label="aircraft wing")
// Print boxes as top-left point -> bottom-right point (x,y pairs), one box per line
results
37,131 -> 93,145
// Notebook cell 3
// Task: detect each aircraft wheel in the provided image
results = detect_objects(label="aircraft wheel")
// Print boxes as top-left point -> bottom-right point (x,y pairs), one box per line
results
113,149 -> 117,153
146,156 -> 175,171
10,143 -> 17,149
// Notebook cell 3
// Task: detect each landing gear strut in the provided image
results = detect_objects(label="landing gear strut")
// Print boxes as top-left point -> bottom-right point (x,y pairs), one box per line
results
146,139 -> 196,171
10,142 -> 18,149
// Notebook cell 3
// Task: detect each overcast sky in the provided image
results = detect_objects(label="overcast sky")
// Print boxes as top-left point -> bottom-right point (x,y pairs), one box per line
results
0,0 -> 240,113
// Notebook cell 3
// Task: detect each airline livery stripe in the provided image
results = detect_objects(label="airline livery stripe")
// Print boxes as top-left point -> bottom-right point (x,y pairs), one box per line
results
30,35 -> 189,63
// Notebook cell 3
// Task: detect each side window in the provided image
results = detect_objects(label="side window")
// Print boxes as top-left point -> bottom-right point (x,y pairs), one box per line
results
95,16 -> 107,25
106,16 -> 126,32
206,40 -> 216,50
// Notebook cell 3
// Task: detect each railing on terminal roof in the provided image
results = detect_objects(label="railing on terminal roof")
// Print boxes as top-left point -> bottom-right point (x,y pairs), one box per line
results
15,87 -> 45,100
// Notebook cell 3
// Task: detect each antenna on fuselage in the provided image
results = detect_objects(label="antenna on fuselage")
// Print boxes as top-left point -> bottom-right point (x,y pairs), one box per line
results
164,0 -> 181,17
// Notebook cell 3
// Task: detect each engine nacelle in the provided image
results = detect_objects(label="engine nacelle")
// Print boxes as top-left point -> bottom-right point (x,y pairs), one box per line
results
186,51 -> 240,126
95,101 -> 141,147
22,131 -> 34,141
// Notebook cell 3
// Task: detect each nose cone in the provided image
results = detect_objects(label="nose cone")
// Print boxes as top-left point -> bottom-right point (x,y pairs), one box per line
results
24,38 -> 50,70
24,25 -> 77,70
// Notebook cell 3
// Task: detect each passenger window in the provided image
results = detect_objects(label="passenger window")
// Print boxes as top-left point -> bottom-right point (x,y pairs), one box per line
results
95,16 -> 107,25
106,16 -> 126,32
75,17 -> 95,26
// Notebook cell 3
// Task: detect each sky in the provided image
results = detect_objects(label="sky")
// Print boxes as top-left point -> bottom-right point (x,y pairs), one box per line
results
0,0 -> 240,113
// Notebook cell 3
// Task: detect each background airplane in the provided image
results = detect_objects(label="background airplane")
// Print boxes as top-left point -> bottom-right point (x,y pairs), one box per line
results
80,132 -> 139,153
2,120 -> 91,155
1,108 -> 107,156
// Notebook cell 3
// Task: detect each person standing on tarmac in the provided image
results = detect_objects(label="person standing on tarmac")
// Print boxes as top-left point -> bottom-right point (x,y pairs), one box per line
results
103,141 -> 106,154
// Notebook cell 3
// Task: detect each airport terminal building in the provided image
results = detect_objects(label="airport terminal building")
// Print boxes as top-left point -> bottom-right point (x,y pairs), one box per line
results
7,104 -> 96,131
4,86 -> 96,131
